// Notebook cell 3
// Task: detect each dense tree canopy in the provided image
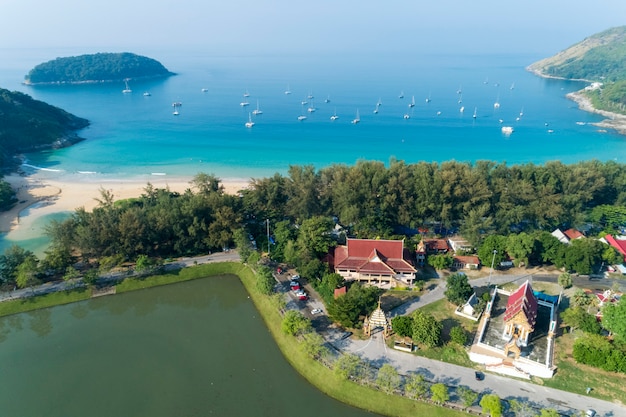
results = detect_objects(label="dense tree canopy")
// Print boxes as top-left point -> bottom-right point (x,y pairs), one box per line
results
25,52 -> 174,84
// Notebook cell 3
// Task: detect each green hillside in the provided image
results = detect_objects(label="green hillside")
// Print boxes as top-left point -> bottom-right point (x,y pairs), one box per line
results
0,88 -> 89,169
528,26 -> 626,82
24,52 -> 174,84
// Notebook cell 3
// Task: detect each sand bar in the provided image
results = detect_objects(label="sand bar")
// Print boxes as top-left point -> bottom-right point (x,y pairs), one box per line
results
0,173 -> 250,234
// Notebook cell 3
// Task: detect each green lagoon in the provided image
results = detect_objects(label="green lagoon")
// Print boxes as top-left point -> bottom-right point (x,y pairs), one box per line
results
0,276 -> 376,416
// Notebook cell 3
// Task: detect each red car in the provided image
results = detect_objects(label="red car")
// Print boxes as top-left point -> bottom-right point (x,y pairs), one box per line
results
290,281 -> 300,291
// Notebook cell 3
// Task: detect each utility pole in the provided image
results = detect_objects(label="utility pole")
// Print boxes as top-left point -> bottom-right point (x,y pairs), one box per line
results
488,249 -> 497,287
266,218 -> 270,256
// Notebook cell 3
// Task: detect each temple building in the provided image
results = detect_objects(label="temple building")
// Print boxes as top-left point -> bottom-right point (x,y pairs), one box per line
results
502,280 -> 538,347
333,238 -> 416,287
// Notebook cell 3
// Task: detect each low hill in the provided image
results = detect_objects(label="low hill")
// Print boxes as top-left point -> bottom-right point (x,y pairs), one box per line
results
0,88 -> 89,169
24,52 -> 174,85
528,26 -> 626,82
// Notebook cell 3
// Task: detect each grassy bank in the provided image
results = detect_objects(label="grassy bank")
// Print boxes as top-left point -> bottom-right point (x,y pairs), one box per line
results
0,287 -> 91,317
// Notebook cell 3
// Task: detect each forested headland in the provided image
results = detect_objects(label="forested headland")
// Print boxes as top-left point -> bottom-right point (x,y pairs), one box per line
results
528,26 -> 626,115
0,88 -> 89,208
24,52 -> 174,84
3,159 -> 626,291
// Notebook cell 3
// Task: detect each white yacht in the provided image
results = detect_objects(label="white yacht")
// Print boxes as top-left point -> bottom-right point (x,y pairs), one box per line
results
142,91 -> 151,96
501,126 -> 514,135
252,100 -> 263,115
240,100 -> 250,107
330,109 -> 339,121
398,91 -> 404,99
351,109 -> 360,124
297,115 -> 307,121
245,113 -> 255,128
243,90 -> 250,98
408,96 -> 415,108
403,113 -> 410,119
284,85 -> 292,95
122,79 -> 132,93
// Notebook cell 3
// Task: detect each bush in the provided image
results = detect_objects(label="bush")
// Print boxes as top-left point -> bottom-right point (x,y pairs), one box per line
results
449,326 -> 467,345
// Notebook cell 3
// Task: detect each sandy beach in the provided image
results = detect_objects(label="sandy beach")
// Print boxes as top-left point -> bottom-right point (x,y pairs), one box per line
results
0,173 -> 250,235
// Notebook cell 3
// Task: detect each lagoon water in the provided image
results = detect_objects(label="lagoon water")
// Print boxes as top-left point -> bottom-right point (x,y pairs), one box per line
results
0,276 -> 377,416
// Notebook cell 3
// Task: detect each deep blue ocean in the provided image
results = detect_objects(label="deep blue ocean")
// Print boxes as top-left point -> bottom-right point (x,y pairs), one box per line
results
1,47 -> 625,254
2,47 -> 624,182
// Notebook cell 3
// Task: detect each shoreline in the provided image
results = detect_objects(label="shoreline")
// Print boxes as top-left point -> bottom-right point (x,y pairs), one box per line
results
527,67 -> 626,135
566,89 -> 626,135
0,172 -> 250,235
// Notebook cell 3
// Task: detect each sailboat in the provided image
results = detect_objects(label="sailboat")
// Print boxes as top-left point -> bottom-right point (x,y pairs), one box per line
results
425,93 -> 431,103
510,82 -> 515,90
307,91 -> 314,100
298,105 -> 307,121
325,95 -> 331,103
284,85 -> 292,95
351,109 -> 360,124
408,96 -> 415,108
377,97 -> 382,107
330,109 -> 339,121
172,102 -> 180,116
403,112 -> 410,119
307,100 -> 316,113
245,113 -> 255,128
243,90 -> 250,98
398,91 -> 404,99
252,100 -> 263,115
122,79 -> 132,93
373,104 -> 379,114
473,107 -> 477,119
493,93 -> 500,109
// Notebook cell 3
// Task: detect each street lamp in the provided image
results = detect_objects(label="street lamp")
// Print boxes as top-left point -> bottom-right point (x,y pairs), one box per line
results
488,249 -> 497,287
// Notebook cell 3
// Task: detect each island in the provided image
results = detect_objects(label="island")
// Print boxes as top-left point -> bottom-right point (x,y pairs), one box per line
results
528,26 -> 626,133
23,52 -> 175,85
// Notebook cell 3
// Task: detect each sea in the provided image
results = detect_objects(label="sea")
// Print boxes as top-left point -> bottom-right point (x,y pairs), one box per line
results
1,46 -> 625,253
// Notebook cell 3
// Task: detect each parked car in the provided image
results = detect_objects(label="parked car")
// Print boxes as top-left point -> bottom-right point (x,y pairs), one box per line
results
585,410 -> 596,417
297,294 -> 308,301
474,371 -> 484,381
311,308 -> 322,314
291,274 -> 300,280
290,282 -> 301,291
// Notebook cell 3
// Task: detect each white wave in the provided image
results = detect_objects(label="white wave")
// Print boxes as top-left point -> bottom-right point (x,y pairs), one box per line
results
77,171 -> 97,174
151,172 -> 167,176
21,163 -> 63,172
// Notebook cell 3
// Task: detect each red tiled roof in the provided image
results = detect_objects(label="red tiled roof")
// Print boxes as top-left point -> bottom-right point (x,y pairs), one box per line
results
425,239 -> 449,252
503,280 -> 538,328
453,256 -> 480,265
334,286 -> 347,298
334,239 -> 416,275
564,228 -> 584,240
605,235 -> 626,257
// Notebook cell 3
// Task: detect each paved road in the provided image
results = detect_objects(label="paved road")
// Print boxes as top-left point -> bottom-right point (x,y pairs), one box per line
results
318,273 -> 624,416
0,251 -> 241,303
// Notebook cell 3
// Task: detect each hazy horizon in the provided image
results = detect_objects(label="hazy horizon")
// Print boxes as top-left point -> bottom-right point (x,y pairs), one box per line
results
2,0 -> 625,57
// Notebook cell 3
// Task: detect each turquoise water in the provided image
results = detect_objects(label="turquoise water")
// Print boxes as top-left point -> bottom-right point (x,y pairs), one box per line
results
1,47 -> 624,252
1,47 -> 624,183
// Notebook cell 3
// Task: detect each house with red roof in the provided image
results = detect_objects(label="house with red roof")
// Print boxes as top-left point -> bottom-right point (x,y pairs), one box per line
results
333,238 -> 416,287
502,280 -> 538,347
603,235 -> 626,262
452,255 -> 480,270
551,228 -> 584,245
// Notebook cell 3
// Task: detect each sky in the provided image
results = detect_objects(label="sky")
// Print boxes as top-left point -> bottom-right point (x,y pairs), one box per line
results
1,0 -> 625,57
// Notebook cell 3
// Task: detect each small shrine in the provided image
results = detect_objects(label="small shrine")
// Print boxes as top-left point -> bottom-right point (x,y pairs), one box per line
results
363,299 -> 393,338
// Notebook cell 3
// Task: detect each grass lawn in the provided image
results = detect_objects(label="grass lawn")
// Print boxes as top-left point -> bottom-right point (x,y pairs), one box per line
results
0,287 -> 91,317
541,330 -> 626,404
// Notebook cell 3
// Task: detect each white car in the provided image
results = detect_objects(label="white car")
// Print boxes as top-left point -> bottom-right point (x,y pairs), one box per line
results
291,274 -> 300,280
311,308 -> 322,314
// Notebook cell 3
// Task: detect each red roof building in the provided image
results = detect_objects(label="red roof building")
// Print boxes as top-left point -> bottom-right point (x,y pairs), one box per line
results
334,238 -> 416,287
452,255 -> 480,270
502,280 -> 538,347
604,235 -> 626,260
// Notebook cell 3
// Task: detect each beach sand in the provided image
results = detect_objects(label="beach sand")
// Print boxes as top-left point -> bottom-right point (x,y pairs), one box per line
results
0,173 -> 250,234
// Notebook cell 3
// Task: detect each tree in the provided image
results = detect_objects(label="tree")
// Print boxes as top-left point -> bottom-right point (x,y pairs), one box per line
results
0,244 -> 36,285
412,310 -> 442,347
603,298 -> 626,341
269,293 -> 287,313
190,172 -> 223,195
509,399 -> 537,417
456,386 -> 479,408
449,326 -> 467,345
427,254 -> 453,270
376,364 -> 401,394
477,235 -> 507,266
506,232 -> 535,267
391,316 -> 413,338
558,272 -> 573,289
480,393 -> 502,417
444,272 -> 473,305
135,254 -> 154,274
300,332 -> 326,359
281,310 -> 311,336
571,288 -> 592,308
334,354 -> 362,380
256,266 -> 275,295
430,383 -> 449,404
540,409 -> 560,417
15,257 -> 41,291
561,307 -> 602,334
297,216 -> 336,258
404,373 -> 429,399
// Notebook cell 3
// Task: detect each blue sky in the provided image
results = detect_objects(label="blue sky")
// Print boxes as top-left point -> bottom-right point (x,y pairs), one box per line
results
1,0 -> 624,56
